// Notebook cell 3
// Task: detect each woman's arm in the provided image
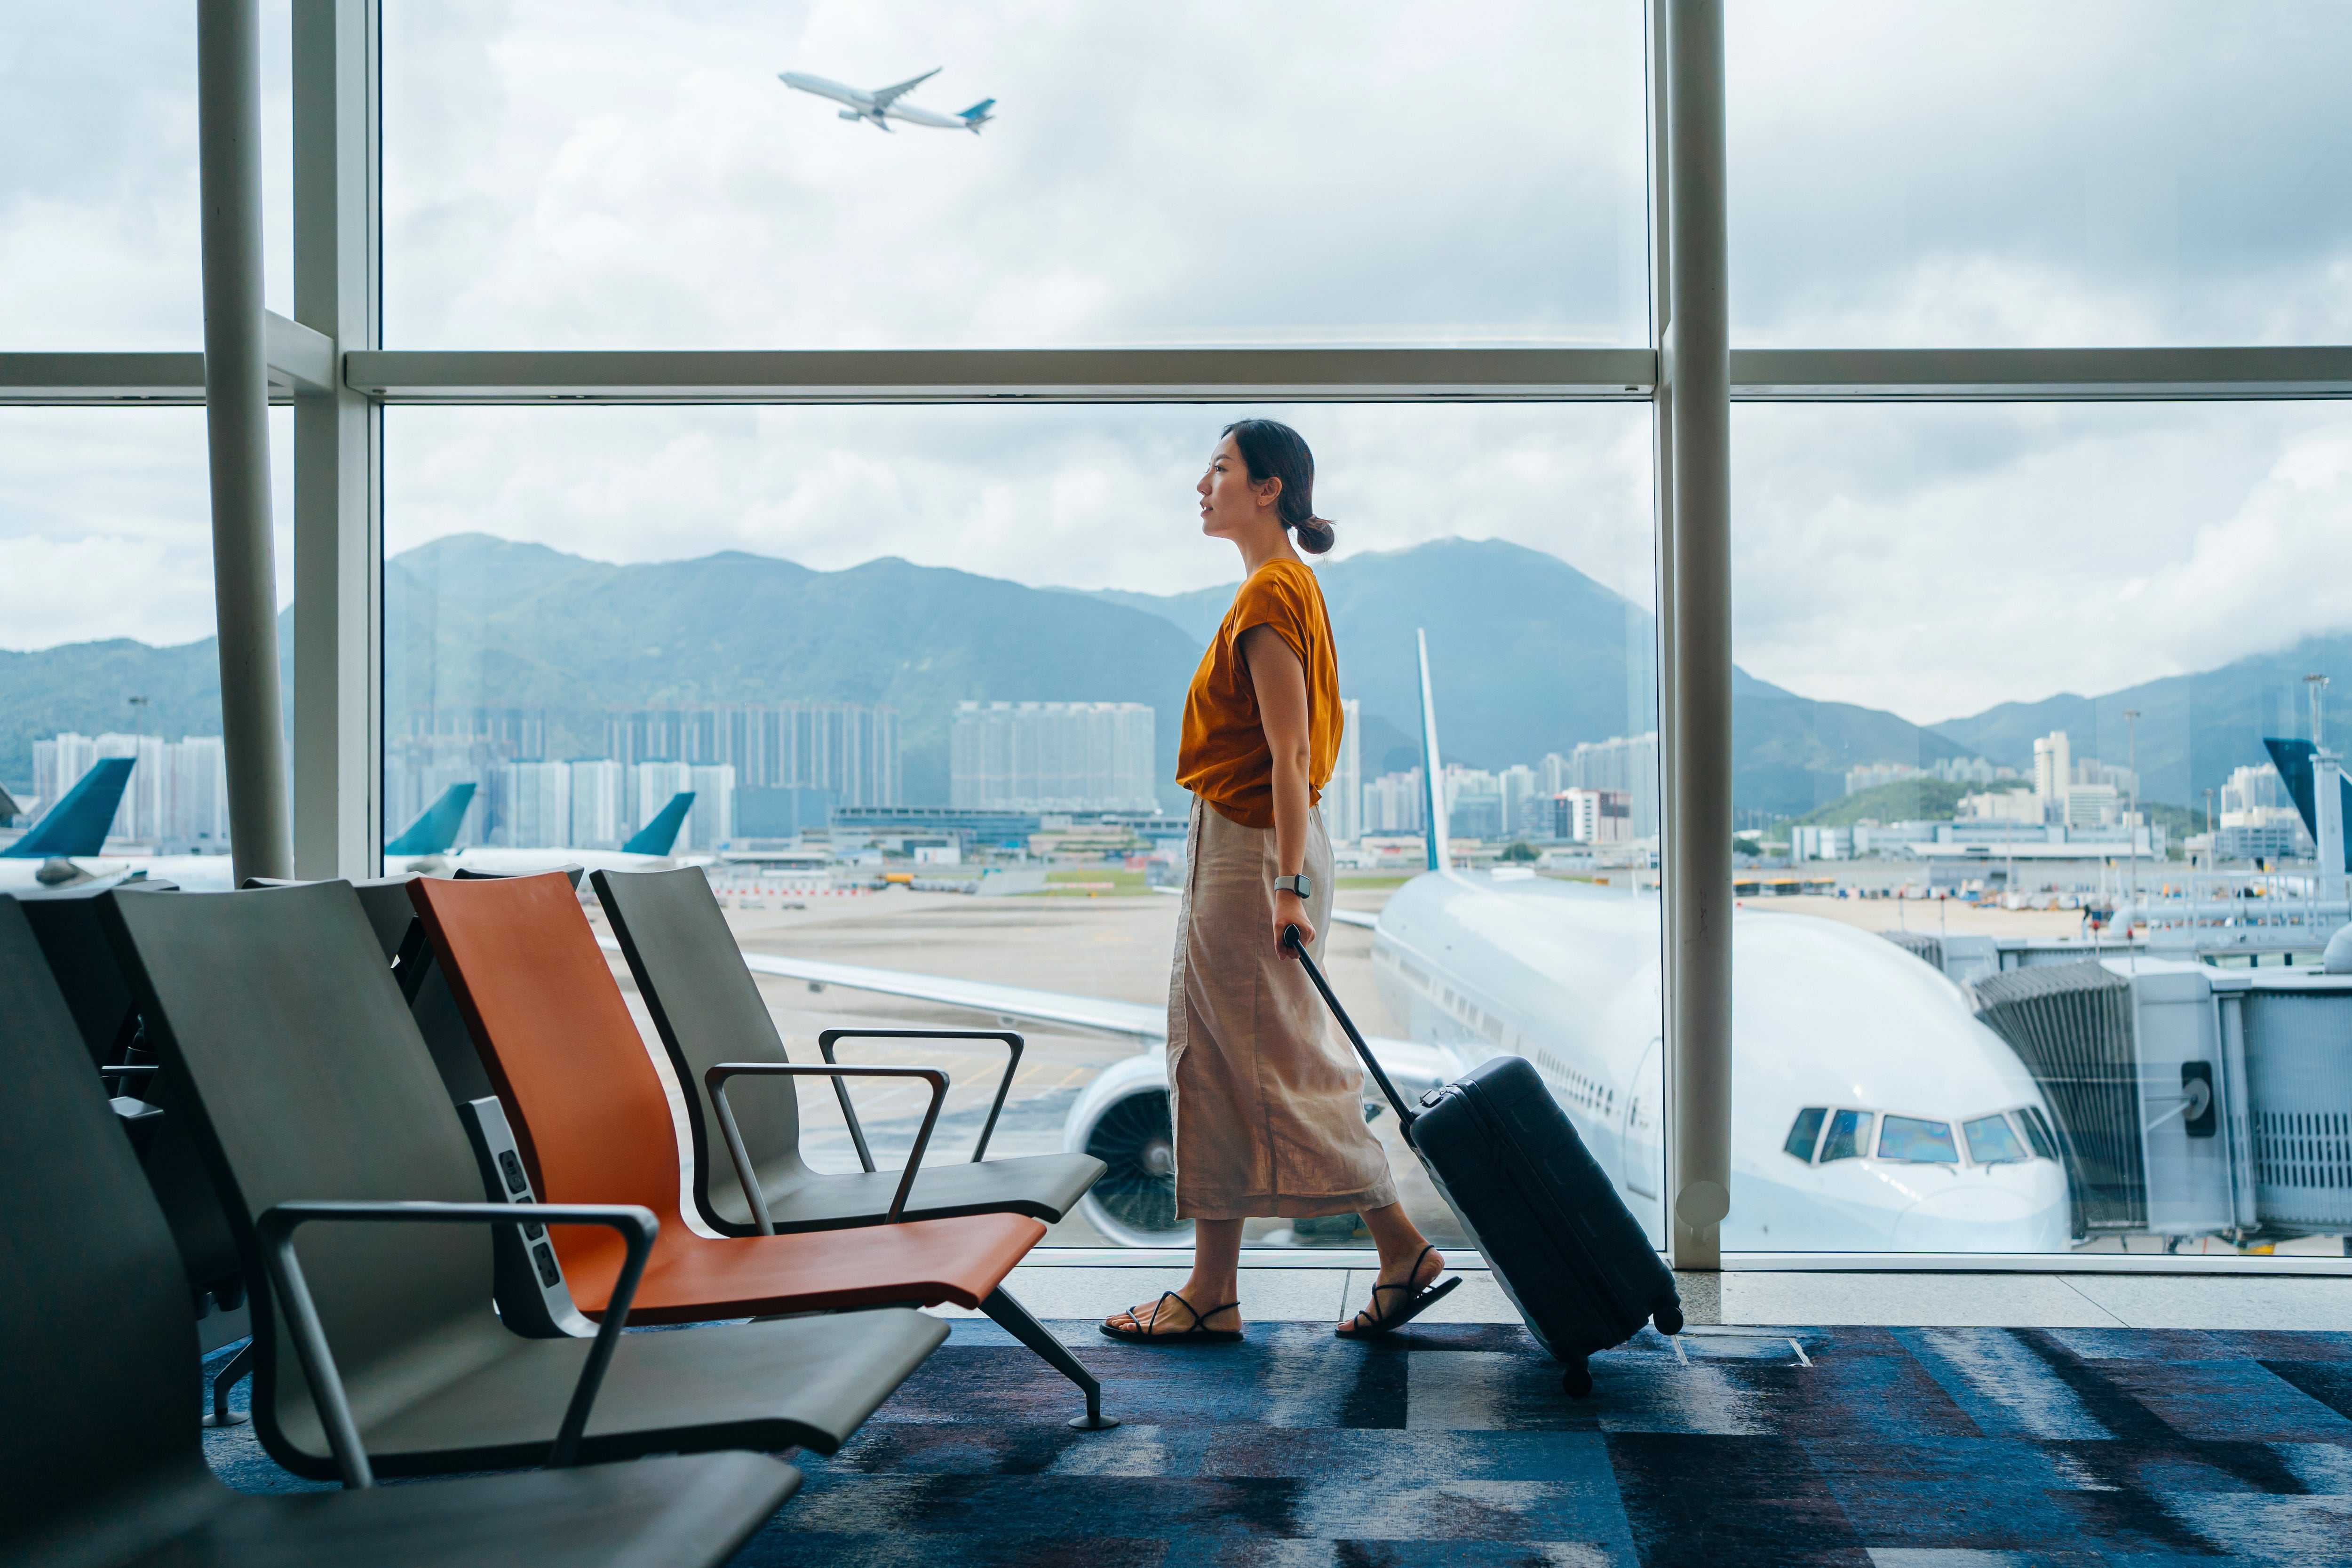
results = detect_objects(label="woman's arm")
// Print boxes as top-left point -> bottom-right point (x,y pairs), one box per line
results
1240,622 -> 1314,958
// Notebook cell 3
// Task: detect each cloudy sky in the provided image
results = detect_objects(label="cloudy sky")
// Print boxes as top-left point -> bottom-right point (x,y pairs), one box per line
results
6,0 -> 2352,731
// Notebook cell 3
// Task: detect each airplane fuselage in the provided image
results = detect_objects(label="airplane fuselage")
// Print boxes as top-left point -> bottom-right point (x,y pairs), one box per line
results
1371,870 -> 2070,1253
778,72 -> 985,133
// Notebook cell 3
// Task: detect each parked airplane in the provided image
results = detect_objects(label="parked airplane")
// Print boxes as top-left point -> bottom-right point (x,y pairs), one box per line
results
415,790 -> 705,878
0,776 -> 478,893
778,68 -> 995,134
697,633 -> 2073,1256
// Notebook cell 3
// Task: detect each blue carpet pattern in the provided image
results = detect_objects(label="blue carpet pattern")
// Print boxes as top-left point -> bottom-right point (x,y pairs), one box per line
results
203,1319 -> 2352,1565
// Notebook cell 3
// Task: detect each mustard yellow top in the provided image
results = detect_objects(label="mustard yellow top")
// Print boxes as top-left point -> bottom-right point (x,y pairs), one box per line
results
1176,558 -> 1343,830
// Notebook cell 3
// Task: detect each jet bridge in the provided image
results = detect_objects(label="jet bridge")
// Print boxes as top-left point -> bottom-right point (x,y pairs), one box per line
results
1948,950 -> 2352,1243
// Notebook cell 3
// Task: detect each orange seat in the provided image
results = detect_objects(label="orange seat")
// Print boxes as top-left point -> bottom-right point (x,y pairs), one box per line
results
408,872 -> 1044,1322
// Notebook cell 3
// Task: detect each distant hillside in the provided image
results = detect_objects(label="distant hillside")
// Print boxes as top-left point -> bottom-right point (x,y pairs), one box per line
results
1931,633 -> 2352,809
1777,779 -> 1976,831
386,537 -> 1206,809
18,533 -> 2323,823
1090,538 -> 1975,817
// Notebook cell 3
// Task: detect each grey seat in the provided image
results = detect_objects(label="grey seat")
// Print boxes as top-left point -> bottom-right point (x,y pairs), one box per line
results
95,879 -> 948,1482
0,895 -> 801,1568
592,865 -> 1107,1236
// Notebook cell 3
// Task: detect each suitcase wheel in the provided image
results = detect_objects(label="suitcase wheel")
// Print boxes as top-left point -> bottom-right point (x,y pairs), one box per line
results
1561,1358 -> 1593,1398
1653,1302 -> 1684,1336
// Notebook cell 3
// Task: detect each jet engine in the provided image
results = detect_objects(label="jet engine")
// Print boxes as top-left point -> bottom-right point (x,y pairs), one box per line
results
1062,1052 -> 1189,1246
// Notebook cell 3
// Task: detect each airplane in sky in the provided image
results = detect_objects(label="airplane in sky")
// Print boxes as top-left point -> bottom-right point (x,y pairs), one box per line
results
778,68 -> 995,134
412,790 -> 707,878
678,633 -> 2074,1255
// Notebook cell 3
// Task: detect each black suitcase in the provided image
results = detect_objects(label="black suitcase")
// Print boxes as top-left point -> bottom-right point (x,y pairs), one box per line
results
1286,926 -> 1681,1394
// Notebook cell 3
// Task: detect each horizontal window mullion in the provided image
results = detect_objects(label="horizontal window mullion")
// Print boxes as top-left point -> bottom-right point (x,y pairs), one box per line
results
341,347 -> 1658,403
1730,346 -> 2352,401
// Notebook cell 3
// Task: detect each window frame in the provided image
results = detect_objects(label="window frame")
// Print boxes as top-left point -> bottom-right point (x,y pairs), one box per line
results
7,0 -> 2349,1277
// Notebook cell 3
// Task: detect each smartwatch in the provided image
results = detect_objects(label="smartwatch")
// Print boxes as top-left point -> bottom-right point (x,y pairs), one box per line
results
1274,874 -> 1313,900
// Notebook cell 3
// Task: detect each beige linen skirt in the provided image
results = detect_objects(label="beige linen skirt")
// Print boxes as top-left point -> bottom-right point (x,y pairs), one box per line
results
1166,795 -> 1399,1221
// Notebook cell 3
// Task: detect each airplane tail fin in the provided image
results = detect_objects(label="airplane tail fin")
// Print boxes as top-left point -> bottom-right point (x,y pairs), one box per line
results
386,782 -> 477,857
959,97 -> 995,129
2,757 -> 134,859
2261,737 -> 2352,871
1417,629 -> 1451,873
624,791 -> 696,856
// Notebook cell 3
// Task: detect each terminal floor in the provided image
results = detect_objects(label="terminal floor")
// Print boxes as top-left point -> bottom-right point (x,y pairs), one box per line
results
201,1269 -> 2352,1566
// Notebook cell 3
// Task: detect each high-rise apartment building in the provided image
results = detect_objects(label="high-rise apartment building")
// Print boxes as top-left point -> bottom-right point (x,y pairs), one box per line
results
1564,732 -> 1659,839
1362,769 -> 1423,835
1330,699 -> 1362,842
950,701 -> 1157,812
33,732 -> 232,850
688,763 -> 737,850
607,703 -> 899,812
569,759 -> 625,848
501,761 -> 572,848
633,760 -> 694,843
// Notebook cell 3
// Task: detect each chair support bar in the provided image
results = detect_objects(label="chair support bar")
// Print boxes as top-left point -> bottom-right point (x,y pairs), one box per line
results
817,1028 -> 1025,1165
256,1199 -> 658,1487
707,1062 -> 948,1230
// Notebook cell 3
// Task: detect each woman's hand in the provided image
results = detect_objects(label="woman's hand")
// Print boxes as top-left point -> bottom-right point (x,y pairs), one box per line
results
1275,889 -> 1315,959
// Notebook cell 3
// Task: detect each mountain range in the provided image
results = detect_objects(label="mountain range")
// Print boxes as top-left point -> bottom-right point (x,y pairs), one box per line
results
3,534 -> 2344,822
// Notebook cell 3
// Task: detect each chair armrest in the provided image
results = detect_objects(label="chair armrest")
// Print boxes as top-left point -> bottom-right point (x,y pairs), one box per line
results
818,1028 -> 1025,1164
705,1062 -> 947,1231
255,1199 -> 657,1487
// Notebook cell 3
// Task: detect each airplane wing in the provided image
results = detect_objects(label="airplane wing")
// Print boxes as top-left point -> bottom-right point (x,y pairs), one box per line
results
598,936 -> 1162,1040
591,934 -> 1470,1097
1331,908 -> 1378,930
869,67 -> 941,110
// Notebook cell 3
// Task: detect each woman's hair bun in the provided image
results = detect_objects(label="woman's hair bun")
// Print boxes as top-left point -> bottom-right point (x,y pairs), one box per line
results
1223,418 -> 1335,555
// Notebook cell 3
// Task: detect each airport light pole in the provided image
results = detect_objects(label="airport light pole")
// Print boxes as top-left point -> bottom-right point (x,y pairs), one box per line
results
2123,708 -> 2140,917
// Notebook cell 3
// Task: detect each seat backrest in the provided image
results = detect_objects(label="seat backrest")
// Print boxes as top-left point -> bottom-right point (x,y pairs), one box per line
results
17,880 -> 242,1301
99,882 -> 505,1466
0,896 -> 208,1543
593,867 -> 807,1225
15,879 -> 166,1067
408,872 -> 688,1266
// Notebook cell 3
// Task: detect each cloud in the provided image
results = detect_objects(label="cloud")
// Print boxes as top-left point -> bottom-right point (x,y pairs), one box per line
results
8,0 -> 2352,738
384,401 -> 1658,606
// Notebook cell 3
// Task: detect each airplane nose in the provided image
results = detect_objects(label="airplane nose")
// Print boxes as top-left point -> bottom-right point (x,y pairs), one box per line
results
1889,1184 -> 2037,1251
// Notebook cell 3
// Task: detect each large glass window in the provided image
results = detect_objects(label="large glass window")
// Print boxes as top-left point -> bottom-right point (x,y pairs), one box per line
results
1729,1 -> 2352,347
0,1 -> 293,347
0,408 -> 292,864
382,0 -> 1650,349
1730,401 -> 2352,1255
382,400 -> 1662,1250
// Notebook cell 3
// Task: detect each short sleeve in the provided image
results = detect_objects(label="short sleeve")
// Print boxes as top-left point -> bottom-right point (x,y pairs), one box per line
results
1227,565 -> 1310,665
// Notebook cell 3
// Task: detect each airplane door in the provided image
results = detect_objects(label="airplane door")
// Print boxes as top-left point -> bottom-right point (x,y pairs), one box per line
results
1622,1036 -> 1662,1199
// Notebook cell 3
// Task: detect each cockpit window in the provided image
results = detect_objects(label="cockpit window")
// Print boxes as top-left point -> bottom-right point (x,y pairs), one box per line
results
1819,1109 -> 1874,1162
1784,1107 -> 1827,1162
1879,1115 -> 1959,1163
2015,1105 -> 2059,1162
1964,1114 -> 2029,1165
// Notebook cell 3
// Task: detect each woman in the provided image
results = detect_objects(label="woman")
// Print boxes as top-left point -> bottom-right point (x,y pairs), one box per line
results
1103,419 -> 1458,1344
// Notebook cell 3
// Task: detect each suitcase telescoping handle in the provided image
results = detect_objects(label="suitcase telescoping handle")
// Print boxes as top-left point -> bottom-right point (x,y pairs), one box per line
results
1282,923 -> 1418,1130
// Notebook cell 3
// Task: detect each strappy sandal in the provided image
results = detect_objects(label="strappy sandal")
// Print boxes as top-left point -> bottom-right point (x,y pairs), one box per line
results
1099,1290 -> 1244,1344
1335,1246 -> 1462,1339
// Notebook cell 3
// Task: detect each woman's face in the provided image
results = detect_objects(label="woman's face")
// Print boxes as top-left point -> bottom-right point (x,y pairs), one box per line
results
1197,434 -> 1279,540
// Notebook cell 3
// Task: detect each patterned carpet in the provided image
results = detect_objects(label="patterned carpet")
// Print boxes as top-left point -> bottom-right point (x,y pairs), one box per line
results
205,1318 -> 2352,1565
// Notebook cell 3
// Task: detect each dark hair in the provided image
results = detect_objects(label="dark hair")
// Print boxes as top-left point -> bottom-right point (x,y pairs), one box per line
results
1222,418 -> 1335,554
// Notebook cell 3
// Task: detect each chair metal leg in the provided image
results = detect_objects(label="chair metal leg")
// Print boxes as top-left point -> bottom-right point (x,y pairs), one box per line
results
980,1286 -> 1117,1430
203,1339 -> 254,1427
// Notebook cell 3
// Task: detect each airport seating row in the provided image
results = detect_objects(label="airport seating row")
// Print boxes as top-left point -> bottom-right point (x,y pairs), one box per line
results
1,866 -> 1112,1566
